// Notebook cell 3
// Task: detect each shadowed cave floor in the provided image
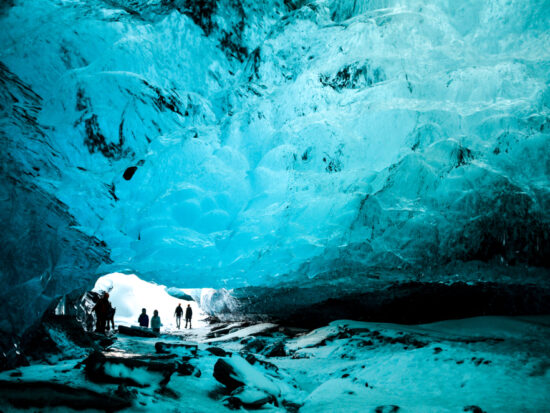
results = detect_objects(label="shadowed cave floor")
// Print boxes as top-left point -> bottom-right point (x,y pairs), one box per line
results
1,315 -> 549,412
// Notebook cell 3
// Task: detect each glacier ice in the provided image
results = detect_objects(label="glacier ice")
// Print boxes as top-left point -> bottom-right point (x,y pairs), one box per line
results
1,0 -> 549,334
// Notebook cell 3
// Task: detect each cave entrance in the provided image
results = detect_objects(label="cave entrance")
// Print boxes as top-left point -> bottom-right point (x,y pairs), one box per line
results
92,272 -> 207,331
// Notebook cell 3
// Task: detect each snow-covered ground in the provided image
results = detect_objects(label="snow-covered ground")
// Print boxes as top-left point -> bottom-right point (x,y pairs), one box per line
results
285,317 -> 550,412
1,315 -> 549,412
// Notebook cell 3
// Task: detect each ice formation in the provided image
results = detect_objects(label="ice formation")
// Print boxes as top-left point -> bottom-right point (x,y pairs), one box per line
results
1,0 -> 549,333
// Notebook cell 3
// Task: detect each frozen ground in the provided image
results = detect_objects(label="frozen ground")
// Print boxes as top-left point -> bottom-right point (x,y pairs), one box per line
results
1,315 -> 549,412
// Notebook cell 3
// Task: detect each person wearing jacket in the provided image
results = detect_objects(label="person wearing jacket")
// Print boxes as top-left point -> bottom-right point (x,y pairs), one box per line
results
185,304 -> 193,329
92,292 -> 111,334
174,303 -> 183,329
106,304 -> 116,331
151,309 -> 162,333
138,308 -> 149,328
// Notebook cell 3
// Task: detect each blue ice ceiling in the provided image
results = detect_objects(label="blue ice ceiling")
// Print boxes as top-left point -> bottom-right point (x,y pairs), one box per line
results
1,0 -> 549,315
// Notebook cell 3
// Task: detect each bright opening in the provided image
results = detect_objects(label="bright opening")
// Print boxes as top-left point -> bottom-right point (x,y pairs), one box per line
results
92,272 -> 207,331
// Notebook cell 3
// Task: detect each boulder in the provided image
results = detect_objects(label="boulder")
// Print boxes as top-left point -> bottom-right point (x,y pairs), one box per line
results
264,341 -> 286,358
213,355 -> 280,396
118,325 -> 158,338
155,341 -> 198,357
206,346 -> 232,357
84,351 -> 176,387
243,337 -> 268,353
176,360 -> 201,377
114,383 -> 137,401
243,353 -> 279,372
213,358 -> 245,391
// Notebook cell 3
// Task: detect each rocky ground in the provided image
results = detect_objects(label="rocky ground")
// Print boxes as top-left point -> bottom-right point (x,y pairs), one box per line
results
1,315 -> 549,412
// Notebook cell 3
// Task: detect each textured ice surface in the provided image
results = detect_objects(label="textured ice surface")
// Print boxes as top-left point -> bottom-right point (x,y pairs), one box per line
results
1,0 -> 549,333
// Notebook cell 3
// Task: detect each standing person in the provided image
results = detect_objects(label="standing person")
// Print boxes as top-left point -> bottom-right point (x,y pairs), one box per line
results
174,303 -> 183,329
151,310 -> 162,333
185,304 -> 193,329
106,305 -> 116,331
92,292 -> 110,334
138,308 -> 149,328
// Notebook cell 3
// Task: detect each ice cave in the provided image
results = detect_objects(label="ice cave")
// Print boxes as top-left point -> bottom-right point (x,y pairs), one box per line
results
0,0 -> 549,411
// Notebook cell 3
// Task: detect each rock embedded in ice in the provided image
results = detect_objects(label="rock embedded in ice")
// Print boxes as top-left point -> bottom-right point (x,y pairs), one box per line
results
176,360 -> 200,377
122,166 -> 138,181
374,406 -> 400,413
242,337 -> 269,353
242,353 -> 280,373
155,341 -> 198,358
206,346 -> 232,357
213,355 -> 280,396
242,337 -> 287,357
213,358 -> 247,391
264,341 -> 287,358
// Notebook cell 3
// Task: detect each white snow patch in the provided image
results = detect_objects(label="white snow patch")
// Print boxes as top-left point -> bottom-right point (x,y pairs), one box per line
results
204,323 -> 278,343
102,362 -> 160,387
286,325 -> 340,350
223,355 -> 281,397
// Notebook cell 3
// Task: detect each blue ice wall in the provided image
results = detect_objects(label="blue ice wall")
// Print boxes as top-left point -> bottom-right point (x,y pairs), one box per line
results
1,0 -> 549,325
0,62 -> 110,335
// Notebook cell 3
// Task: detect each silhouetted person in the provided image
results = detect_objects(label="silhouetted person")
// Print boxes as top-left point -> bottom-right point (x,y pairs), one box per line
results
185,304 -> 192,329
138,308 -> 149,328
92,292 -> 111,334
174,303 -> 183,329
106,305 -> 116,331
151,310 -> 162,333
